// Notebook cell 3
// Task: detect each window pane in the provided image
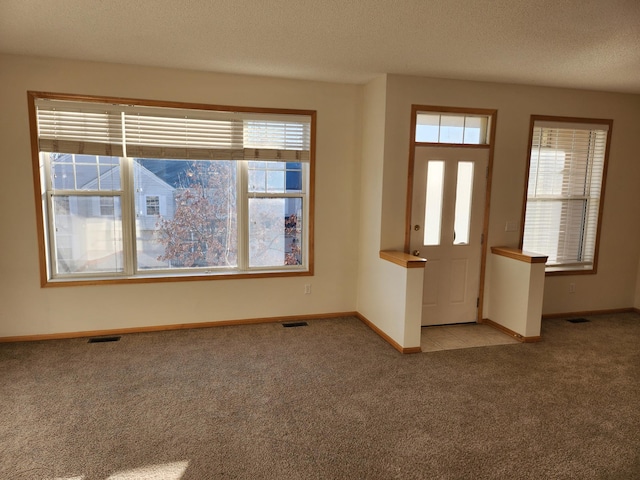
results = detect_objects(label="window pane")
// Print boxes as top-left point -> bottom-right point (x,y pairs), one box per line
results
439,116 -> 465,143
51,195 -> 124,274
134,159 -> 238,270
249,198 -> 303,267
453,162 -> 474,245
50,154 -> 122,191
98,165 -> 121,190
463,117 -> 485,144
415,114 -> 440,142
267,170 -> 285,192
75,164 -> 100,190
286,162 -> 303,191
249,169 -> 266,192
51,162 -> 75,189
249,161 -> 302,193
424,161 -> 445,246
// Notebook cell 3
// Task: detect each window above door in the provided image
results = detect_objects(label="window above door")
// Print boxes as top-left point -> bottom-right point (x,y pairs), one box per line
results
415,112 -> 491,145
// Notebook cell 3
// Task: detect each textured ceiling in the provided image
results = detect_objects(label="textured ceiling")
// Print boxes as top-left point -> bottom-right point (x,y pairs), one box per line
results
1,0 -> 639,94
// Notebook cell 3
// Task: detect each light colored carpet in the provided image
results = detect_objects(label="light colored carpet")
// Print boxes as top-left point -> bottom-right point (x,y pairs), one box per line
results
1,313 -> 639,479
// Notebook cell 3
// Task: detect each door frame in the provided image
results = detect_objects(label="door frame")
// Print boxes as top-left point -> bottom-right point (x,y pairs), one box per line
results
404,105 -> 498,323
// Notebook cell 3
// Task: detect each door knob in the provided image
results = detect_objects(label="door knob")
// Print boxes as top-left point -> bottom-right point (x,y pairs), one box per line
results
414,225 -> 421,231
412,250 -> 420,256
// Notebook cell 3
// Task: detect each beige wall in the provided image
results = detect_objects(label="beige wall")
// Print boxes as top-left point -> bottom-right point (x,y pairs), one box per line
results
354,76 -> 408,341
380,74 -> 640,316
0,54 -> 361,337
1,53 -> 639,339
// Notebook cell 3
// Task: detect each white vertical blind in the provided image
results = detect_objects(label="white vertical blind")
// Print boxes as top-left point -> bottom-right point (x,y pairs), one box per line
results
36,99 -> 312,162
523,121 -> 609,268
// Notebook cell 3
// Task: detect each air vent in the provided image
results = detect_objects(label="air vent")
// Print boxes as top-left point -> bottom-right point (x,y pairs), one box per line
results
567,318 -> 590,323
88,336 -> 121,343
282,321 -> 308,328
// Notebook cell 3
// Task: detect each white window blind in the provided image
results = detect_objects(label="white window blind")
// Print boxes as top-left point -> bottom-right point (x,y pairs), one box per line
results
36,101 -> 124,156
36,99 -> 311,162
522,119 -> 610,270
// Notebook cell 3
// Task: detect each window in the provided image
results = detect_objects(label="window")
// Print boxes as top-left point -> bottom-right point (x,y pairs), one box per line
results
29,92 -> 315,284
423,160 -> 445,246
100,196 -> 116,216
145,196 -> 160,216
416,113 -> 490,145
521,116 -> 612,274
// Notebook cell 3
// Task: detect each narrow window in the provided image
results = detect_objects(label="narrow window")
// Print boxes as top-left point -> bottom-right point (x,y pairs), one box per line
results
521,116 -> 612,273
453,161 -> 474,245
423,160 -> 445,246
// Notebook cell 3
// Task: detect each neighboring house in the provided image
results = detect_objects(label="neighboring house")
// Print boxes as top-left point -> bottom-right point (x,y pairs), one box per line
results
53,156 -> 302,272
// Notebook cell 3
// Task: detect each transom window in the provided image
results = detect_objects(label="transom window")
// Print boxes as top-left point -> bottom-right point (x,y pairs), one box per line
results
29,92 -> 315,284
416,112 -> 490,145
521,116 -> 612,274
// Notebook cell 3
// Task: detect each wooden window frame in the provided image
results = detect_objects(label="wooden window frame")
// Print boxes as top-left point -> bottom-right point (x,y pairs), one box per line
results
28,91 -> 316,287
518,115 -> 613,276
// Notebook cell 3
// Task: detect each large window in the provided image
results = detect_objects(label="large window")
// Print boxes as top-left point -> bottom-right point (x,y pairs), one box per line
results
29,92 -> 315,285
521,116 -> 612,274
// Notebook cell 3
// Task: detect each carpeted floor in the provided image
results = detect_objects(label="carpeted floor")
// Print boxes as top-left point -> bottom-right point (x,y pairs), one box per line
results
1,312 -> 639,479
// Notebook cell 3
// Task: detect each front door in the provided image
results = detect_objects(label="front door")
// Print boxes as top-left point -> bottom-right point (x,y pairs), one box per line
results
410,147 -> 489,326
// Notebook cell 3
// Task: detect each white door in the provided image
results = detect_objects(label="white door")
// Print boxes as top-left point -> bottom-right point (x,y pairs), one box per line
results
410,147 -> 488,326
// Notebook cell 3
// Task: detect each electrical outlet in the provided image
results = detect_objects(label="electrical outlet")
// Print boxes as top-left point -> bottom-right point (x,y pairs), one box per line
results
569,283 -> 576,293
304,284 -> 311,294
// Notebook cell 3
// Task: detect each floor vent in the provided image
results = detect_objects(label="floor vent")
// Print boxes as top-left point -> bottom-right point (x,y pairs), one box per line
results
283,321 -> 308,328
88,336 -> 121,343
567,318 -> 590,323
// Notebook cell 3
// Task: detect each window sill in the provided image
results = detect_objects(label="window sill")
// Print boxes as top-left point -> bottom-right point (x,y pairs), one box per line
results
43,267 -> 312,287
545,265 -> 595,276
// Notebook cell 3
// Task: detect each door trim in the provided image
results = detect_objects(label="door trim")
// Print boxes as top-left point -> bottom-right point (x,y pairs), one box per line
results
405,105 -> 498,322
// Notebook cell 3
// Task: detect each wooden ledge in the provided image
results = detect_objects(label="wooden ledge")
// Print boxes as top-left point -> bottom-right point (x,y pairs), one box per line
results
379,250 -> 427,268
491,246 -> 548,264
